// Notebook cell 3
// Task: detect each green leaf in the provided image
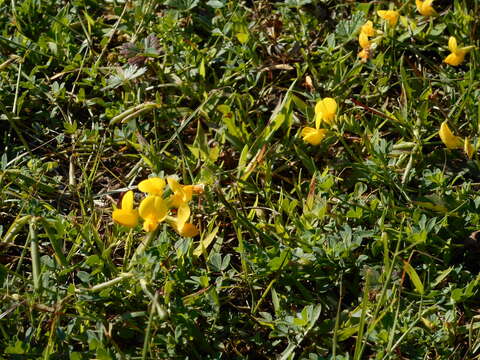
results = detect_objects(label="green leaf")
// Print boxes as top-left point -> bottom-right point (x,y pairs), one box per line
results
165,0 -> 199,11
403,261 -> 424,295
206,0 -> 225,8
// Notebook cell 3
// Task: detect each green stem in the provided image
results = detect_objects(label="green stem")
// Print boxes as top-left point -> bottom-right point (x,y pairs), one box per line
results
29,218 -> 41,292
130,230 -> 156,268
78,272 -> 134,293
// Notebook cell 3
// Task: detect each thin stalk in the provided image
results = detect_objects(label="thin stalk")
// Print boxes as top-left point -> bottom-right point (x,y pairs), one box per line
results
29,218 -> 41,292
142,289 -> 159,360
353,269 -> 371,360
129,230 -> 156,268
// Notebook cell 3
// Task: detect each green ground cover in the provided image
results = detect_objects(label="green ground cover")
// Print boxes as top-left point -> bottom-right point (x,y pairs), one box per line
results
1,0 -> 480,358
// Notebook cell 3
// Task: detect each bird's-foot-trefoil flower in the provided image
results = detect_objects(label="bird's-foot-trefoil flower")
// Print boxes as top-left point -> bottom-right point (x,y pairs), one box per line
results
301,98 -> 337,146
138,177 -> 166,196
416,0 -> 437,16
358,20 -> 378,61
301,127 -> 327,146
139,195 -> 168,232
113,176 -> 202,236
167,177 -> 194,208
173,221 -> 200,237
358,23 -> 375,62
359,32 -> 371,50
360,21 -> 375,37
377,10 -> 399,26
439,121 -> 463,149
112,190 -> 139,227
166,203 -> 199,237
444,36 -> 474,66
315,97 -> 337,125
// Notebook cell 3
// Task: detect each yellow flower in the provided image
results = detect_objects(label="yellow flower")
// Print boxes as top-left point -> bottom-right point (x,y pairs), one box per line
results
301,127 -> 327,146
138,177 -> 165,196
314,97 -> 337,126
174,222 -> 200,237
444,36 -> 474,66
439,121 -> 463,150
167,203 -> 199,237
139,195 -> 168,232
377,10 -> 399,26
464,138 -> 474,159
416,0 -> 437,16
360,21 -> 375,37
167,177 -> 195,208
112,190 -> 139,228
359,32 -> 371,49
358,48 -> 371,62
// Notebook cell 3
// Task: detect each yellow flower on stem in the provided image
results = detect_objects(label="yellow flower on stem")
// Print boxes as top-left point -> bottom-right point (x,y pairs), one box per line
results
112,190 -> 138,227
315,97 -> 337,125
444,36 -> 474,66
358,48 -> 373,62
167,177 -> 193,208
359,32 -> 371,49
301,98 -> 337,146
360,21 -> 375,37
416,0 -> 437,16
167,203 -> 200,237
138,177 -> 166,196
301,127 -> 327,146
377,10 -> 399,26
139,195 -> 168,232
439,121 -> 463,150
174,222 -> 200,237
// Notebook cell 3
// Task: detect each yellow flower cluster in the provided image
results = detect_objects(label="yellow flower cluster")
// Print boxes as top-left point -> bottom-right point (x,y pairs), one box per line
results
357,9 -> 400,62
112,177 -> 203,237
355,4 -> 473,67
439,121 -> 475,159
301,98 -> 337,145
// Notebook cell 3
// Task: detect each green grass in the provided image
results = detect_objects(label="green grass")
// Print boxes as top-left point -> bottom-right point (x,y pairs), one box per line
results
1,0 -> 480,359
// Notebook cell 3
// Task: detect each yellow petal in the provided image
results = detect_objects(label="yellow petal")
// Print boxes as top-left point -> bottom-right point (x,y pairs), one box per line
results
315,97 -> 337,125
444,52 -> 465,66
138,177 -> 165,196
358,48 -> 370,62
143,218 -> 159,232
167,177 -> 181,193
112,209 -> 139,228
359,33 -> 370,49
301,127 -> 327,146
439,122 -> 463,149
377,10 -> 399,26
416,0 -> 436,16
167,177 -> 193,208
121,190 -> 135,210
464,138 -> 474,159
176,203 -> 191,229
360,21 -> 375,37
139,195 -> 168,231
175,223 -> 199,237
448,36 -> 458,53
